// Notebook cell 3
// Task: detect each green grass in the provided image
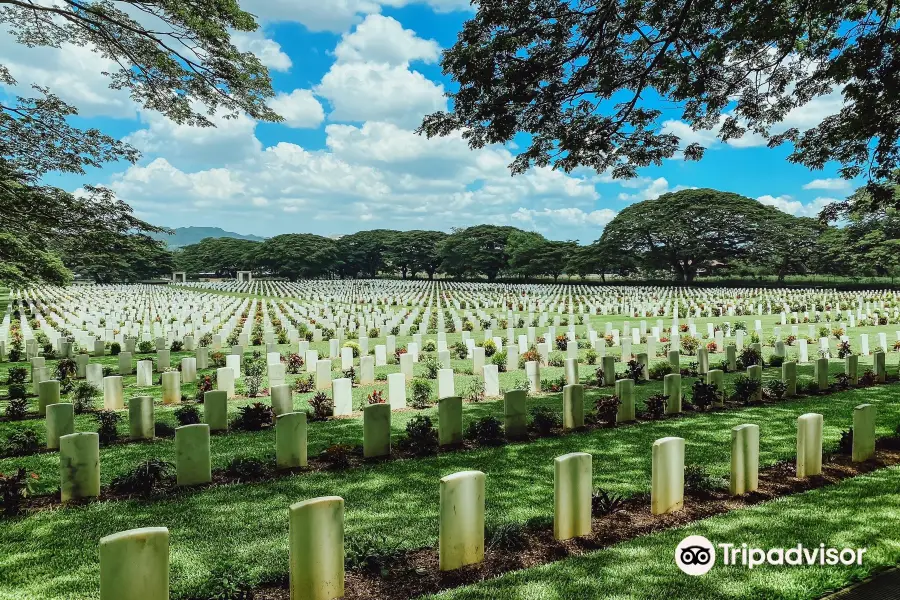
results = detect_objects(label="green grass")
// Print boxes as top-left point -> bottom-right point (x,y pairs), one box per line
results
1,383 -> 900,599
427,466 -> 900,600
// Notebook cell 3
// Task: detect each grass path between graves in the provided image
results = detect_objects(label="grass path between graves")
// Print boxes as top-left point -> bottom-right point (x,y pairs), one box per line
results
426,465 -> 900,600
0,357 -> 894,493
1,384 -> 900,599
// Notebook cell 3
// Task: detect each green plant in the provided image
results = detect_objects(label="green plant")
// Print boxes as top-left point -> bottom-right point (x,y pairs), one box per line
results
648,361 -> 673,380
732,375 -> 762,404
174,404 -> 202,426
684,464 -> 724,494
194,375 -> 214,402
837,429 -> 853,455
293,374 -> 315,393
690,380 -> 719,411
223,457 -> 273,482
837,340 -> 853,359
170,340 -> 184,352
109,342 -> 121,356
765,379 -> 788,400
230,403 -> 274,431
5,367 -> 26,385
594,395 -> 621,426
421,355 -> 441,379
307,391 -> 333,421
4,397 -> 28,420
624,359 -> 643,382
768,354 -> 785,368
466,416 -> 504,445
737,346 -> 762,369
154,422 -> 176,438
400,415 -> 438,456
860,369 -> 877,387
529,406 -> 560,435
451,341 -> 467,359
490,351 -> 507,372
3,429 -> 41,457
200,561 -> 255,600
321,444 -> 353,469
680,335 -> 699,355
799,375 -> 820,394
95,410 -> 121,445
410,378 -> 431,409
644,394 -> 666,419
138,340 -> 154,353
487,522 -> 529,552
0,469 -> 38,517
286,353 -> 304,374
585,348 -> 598,365
109,459 -> 174,497
465,378 -> 486,403
343,341 -> 360,358
345,532 -> 404,576
592,488 -> 626,516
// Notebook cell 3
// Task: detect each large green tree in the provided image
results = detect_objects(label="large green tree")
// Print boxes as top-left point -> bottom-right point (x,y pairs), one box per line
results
334,230 -> 398,278
598,188 -> 807,281
255,234 -> 338,280
175,237 -> 259,278
439,225 -> 521,280
385,230 -> 448,279
419,0 -> 900,213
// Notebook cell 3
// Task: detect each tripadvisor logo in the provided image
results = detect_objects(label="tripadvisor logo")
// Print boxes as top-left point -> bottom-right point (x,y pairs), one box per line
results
675,536 -> 866,576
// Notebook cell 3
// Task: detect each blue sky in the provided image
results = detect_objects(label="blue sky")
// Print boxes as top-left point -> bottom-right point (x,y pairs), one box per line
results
0,1 -> 857,243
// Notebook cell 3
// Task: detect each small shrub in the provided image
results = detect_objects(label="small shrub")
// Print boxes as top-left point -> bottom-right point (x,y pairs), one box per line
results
466,416 -> 504,446
737,346 -> 762,369
732,375 -> 761,404
230,403 -> 274,431
223,457 -> 273,482
555,335 -> 568,352
410,378 -> 432,409
174,404 -> 202,426
294,374 -> 315,393
837,340 -> 852,359
518,347 -> 540,368
690,380 -> 719,411
834,372 -> 852,391
138,340 -> 154,353
765,379 -> 788,400
154,421 -> 176,437
529,406 -> 560,435
194,375 -> 214,402
684,464 -> 724,494
109,459 -> 174,497
401,415 -> 438,456
286,353 -> 304,374
95,410 -> 122,445
321,444 -> 353,469
170,340 -> 184,352
486,522 -> 529,552
3,430 -> 41,456
592,488 -> 626,516
490,351 -> 507,372
859,369 -> 877,387
837,429 -> 853,455
343,341 -> 360,358
5,367 -> 27,386
648,361 -> 673,380
451,341 -> 468,359
585,348 -> 598,365
307,391 -> 333,421
421,355 -> 441,379
200,561 -> 255,600
102,366 -> 114,377
768,354 -> 785,368
345,532 -> 404,577
594,395 -> 621,426
109,342 -> 121,356
644,394 -> 666,419
4,397 -> 28,420
210,351 -> 227,368
0,469 -> 38,516
681,335 -> 699,355
465,378 -> 486,403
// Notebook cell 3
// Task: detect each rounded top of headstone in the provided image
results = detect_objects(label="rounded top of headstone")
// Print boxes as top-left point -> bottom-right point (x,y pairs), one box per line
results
289,496 -> 344,513
440,470 -> 485,484
732,423 -> 759,433
652,436 -> 685,447
554,452 -> 591,464
100,526 -> 169,546
175,423 -> 210,432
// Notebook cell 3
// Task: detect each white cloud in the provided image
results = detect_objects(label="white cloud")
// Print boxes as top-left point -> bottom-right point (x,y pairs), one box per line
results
269,89 -> 325,128
231,31 -> 292,72
316,62 -> 446,127
237,0 -> 382,33
802,178 -> 852,191
334,14 -> 440,65
756,194 -> 834,217
512,207 -> 617,227
617,177 -> 692,202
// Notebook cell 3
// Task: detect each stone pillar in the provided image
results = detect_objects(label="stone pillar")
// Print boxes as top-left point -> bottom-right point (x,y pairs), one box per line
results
38,379 -> 60,416
387,372 -> 407,408
94,339 -> 105,357
175,424 -> 211,486
706,369 -> 725,406
129,396 -> 155,439
796,413 -> 823,478
60,432 -> 100,502
726,345 -> 737,371
874,351 -> 887,383
271,384 -> 293,417
30,356 -> 46,382
814,357 -> 829,391
46,402 -> 75,449
180,357 -> 197,384
783,361 -> 797,397
156,349 -> 170,372
667,350 -> 680,372
564,358 -> 578,386
601,355 -> 616,386
363,403 -> 391,458
136,360 -> 154,386
103,376 -> 124,410
845,354 -> 859,386
332,378 -> 352,417
225,354 -> 241,379
359,356 -> 375,385
161,370 -> 181,405
276,412 -> 308,468
439,470 -> 485,571
525,360 -> 540,393
554,452 -> 592,541
99,527 -> 169,600
438,396 -> 463,446
651,436 -> 684,515
196,346 -> 209,370
315,359 -> 332,390
663,373 -> 681,414
697,348 -> 709,375
615,378 -> 635,422
117,351 -> 133,376
562,384 -> 584,430
75,354 -> 89,378
203,390 -> 228,432
437,368 -> 454,400
747,364 -> 763,402
289,496 -> 344,600
852,404 -> 876,463
503,390 -> 527,439
730,424 -> 759,495
636,352 -> 649,381
216,367 -> 235,399
483,364 -> 500,396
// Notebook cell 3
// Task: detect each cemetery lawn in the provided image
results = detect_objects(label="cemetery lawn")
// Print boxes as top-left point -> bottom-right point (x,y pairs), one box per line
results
2,384 -> 900,599
428,465 -> 900,600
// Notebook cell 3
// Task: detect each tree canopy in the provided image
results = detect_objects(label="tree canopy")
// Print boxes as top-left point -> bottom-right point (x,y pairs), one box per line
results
418,0 -> 900,214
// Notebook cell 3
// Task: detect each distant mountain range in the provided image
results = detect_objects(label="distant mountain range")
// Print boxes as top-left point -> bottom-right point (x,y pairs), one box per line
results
150,227 -> 266,248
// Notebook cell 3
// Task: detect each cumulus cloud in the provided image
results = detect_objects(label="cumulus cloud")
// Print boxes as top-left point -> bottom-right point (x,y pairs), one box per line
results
802,178 -> 852,191
231,31 -> 292,72
333,14 -> 440,65
269,90 -> 325,128
756,194 -> 835,217
617,177 -> 693,202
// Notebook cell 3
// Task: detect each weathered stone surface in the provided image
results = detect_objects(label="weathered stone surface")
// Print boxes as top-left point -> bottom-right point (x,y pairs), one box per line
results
813,358 -> 829,391
315,359 -> 332,390
845,354 -> 859,386
46,402 -> 75,449
525,360 -> 541,393
332,378 -> 352,416
726,345 -> 737,371
129,396 -> 155,440
564,358 -> 578,386
175,424 -> 211,487
161,370 -> 181,405
668,350 -> 680,372
438,396 -> 463,446
796,413 -> 823,478
697,348 -> 709,375
363,403 -> 391,458
60,432 -> 100,501
601,356 -> 616,386
503,390 -> 528,439
103,376 -> 124,410
276,412 -> 308,468
562,384 -> 584,430
852,404 -> 876,463
437,368 -> 454,399
99,527 -> 169,600
615,378 -> 635,422
783,361 -> 797,397
483,364 -> 500,396
387,372 -> 407,408
136,360 -> 154,386
651,436 -> 684,515
664,373 -> 681,414
181,357 -> 197,384
553,452 -> 592,541
203,390 -> 228,432
439,471 -> 485,571
216,367 -> 235,399
874,351 -> 887,383
706,369 -> 725,406
156,349 -> 170,372
38,379 -> 60,416
118,352 -> 133,376
289,496 -> 344,600
730,424 -> 759,495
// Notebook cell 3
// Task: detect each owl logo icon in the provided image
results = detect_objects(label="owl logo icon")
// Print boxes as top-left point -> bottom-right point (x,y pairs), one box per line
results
676,535 -> 716,575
